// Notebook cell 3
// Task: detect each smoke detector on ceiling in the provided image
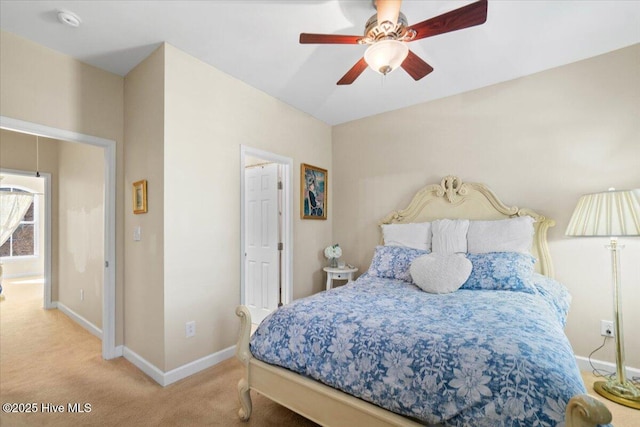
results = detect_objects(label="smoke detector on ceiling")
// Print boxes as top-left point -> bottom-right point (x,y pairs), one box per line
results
57,10 -> 82,28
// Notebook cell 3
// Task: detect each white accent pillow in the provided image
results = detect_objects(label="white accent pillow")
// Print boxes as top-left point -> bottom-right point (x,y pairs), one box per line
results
410,253 -> 472,294
431,219 -> 469,254
467,216 -> 535,254
381,222 -> 432,251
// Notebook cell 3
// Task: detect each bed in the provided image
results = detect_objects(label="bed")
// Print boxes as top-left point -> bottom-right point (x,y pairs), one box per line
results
235,175 -> 612,426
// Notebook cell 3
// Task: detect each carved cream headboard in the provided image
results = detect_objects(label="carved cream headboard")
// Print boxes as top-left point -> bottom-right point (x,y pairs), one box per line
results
380,176 -> 556,277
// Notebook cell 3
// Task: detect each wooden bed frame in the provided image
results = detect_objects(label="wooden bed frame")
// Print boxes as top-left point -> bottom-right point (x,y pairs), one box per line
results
236,175 -> 612,426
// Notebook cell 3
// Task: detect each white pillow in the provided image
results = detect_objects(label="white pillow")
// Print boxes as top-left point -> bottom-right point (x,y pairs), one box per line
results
381,222 -> 432,251
467,216 -> 535,254
410,253 -> 472,294
431,219 -> 469,254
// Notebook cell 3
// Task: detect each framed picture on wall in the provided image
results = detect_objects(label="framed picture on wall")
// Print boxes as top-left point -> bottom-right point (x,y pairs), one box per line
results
301,163 -> 327,220
132,180 -> 147,214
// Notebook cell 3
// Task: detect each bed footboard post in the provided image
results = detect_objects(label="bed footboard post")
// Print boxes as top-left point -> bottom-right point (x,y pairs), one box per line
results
565,394 -> 611,427
235,305 -> 253,421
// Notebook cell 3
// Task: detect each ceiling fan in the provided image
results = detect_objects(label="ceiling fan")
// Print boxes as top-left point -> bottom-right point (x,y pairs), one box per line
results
299,0 -> 488,85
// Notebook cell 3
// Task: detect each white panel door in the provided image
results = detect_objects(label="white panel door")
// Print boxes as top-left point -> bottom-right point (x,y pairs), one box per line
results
245,163 -> 279,324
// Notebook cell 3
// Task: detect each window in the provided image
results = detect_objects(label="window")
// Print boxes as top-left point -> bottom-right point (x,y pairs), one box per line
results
0,187 -> 38,258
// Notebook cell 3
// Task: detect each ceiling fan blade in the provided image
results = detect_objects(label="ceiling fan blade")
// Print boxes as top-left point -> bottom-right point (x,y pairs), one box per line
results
300,33 -> 362,44
376,0 -> 402,25
401,50 -> 434,81
337,57 -> 369,85
407,0 -> 488,41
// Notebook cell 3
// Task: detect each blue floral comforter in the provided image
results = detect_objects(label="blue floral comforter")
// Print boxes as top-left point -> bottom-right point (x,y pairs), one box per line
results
250,274 -> 587,426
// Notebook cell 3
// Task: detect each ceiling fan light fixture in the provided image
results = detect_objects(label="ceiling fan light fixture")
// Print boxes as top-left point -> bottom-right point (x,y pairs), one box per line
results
364,39 -> 408,76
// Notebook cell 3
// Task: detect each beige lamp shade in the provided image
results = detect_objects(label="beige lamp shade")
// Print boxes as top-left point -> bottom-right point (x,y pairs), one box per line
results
566,189 -> 640,237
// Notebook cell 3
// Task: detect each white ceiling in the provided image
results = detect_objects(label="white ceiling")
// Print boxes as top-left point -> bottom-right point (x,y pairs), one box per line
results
1,1 -> 639,125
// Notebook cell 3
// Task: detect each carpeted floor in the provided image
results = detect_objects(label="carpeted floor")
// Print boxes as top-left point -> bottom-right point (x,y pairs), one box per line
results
0,279 -> 317,426
580,371 -> 639,426
1,278 -> 638,426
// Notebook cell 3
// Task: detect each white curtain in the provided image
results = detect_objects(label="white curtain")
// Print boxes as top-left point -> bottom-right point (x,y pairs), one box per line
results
0,192 -> 34,247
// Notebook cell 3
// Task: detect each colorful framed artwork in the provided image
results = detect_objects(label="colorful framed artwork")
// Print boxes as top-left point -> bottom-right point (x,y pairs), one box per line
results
301,163 -> 327,220
132,179 -> 147,214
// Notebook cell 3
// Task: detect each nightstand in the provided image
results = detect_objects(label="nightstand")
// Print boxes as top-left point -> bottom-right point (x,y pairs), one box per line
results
323,266 -> 358,290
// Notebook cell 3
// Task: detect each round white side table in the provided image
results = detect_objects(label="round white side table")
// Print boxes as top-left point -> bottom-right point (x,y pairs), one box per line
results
323,266 -> 358,290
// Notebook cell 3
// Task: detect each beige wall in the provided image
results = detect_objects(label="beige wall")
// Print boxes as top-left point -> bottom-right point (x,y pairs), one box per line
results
0,31 -> 125,344
0,171 -> 45,278
332,44 -> 640,369
162,44 -> 331,370
57,140 -> 104,328
0,129 -> 59,298
122,42 -> 333,373
123,46 -> 166,369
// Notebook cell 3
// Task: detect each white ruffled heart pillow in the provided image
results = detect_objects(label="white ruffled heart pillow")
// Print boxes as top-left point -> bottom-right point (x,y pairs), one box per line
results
410,253 -> 472,294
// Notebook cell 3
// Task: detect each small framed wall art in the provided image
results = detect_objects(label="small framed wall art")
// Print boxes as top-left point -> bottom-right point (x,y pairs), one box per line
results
132,179 -> 148,214
301,163 -> 327,220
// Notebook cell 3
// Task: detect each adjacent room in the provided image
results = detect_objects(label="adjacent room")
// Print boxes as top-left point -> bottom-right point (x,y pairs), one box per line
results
0,1 -> 638,426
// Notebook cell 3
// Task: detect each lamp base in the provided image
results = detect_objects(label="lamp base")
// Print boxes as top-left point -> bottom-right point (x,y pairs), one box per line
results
594,379 -> 640,409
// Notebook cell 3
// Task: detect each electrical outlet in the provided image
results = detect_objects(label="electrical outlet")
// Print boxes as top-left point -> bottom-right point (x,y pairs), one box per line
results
600,320 -> 614,337
186,321 -> 196,338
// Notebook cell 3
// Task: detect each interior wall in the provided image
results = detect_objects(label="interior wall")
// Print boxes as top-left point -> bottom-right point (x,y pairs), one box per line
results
163,43 -> 331,371
57,140 -> 104,328
0,30 -> 125,345
123,45 -> 166,369
0,129 -> 59,297
332,44 -> 640,369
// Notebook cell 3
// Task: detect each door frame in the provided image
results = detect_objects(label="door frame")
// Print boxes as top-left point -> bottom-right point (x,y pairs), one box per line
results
240,145 -> 293,310
0,116 -> 117,360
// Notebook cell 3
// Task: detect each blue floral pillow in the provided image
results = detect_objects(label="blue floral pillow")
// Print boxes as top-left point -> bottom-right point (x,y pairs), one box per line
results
367,245 -> 429,282
462,252 -> 537,294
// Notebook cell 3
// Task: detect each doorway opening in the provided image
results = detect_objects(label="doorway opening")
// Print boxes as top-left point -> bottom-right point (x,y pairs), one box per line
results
0,171 -> 48,305
0,116 -> 117,360
240,146 -> 292,325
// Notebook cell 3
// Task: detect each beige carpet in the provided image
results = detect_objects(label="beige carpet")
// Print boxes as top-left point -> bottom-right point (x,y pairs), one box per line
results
580,371 -> 639,426
0,279 -> 317,427
1,279 -> 638,426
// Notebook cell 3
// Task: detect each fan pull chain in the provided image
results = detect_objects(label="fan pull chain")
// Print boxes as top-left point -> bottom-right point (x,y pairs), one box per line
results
36,135 -> 40,178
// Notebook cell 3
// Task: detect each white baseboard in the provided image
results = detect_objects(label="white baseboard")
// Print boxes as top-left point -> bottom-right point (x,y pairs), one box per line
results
122,347 -> 167,385
54,300 -> 235,386
123,345 -> 236,387
575,355 -> 640,379
56,301 -> 102,340
114,345 -> 124,358
163,346 -> 236,386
